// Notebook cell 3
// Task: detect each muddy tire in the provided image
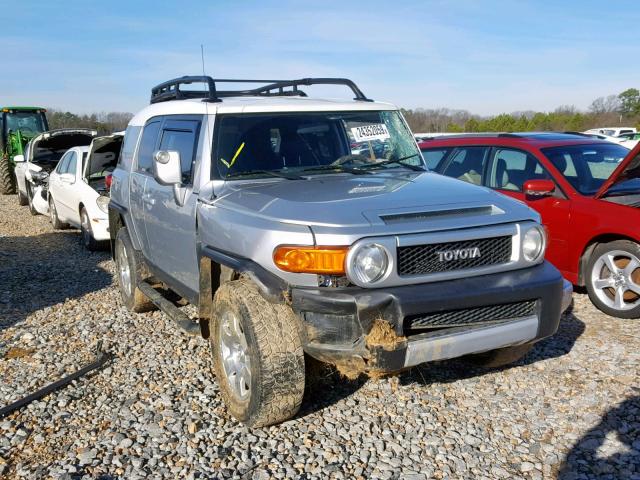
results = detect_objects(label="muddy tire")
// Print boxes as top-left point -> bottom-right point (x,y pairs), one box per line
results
114,227 -> 155,313
466,343 -> 533,368
211,279 -> 305,427
80,207 -> 101,251
49,196 -> 68,230
0,157 -> 16,195
585,240 -> 640,319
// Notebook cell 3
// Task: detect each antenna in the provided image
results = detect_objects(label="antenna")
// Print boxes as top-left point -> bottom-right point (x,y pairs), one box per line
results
200,44 -> 217,197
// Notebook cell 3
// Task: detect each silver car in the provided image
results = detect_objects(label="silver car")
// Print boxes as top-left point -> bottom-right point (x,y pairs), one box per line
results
109,76 -> 571,427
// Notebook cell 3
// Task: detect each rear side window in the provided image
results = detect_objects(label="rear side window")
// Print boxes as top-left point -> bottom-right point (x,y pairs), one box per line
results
442,146 -> 490,186
159,120 -> 200,183
119,126 -> 142,169
488,148 -> 549,192
136,121 -> 161,173
420,147 -> 452,170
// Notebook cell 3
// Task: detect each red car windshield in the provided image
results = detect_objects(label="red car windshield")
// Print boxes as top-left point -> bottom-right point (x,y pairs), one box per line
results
541,144 -> 629,196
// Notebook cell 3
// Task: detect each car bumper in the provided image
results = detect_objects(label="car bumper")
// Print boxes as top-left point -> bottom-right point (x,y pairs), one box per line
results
291,261 -> 568,372
90,216 -> 110,241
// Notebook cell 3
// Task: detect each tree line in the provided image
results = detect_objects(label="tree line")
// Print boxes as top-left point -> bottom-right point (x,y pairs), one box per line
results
46,88 -> 640,135
403,88 -> 640,134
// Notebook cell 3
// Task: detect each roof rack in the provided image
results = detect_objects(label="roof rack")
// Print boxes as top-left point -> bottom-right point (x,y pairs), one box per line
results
150,76 -> 373,104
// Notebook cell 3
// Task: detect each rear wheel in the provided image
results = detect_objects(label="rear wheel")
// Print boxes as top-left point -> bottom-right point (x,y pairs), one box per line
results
80,207 -> 101,251
114,228 -> 155,313
49,196 -> 68,230
211,279 -> 305,427
586,240 -> 640,319
0,157 -> 16,195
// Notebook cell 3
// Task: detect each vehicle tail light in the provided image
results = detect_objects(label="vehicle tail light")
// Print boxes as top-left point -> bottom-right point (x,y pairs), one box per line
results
273,246 -> 348,274
105,174 -> 113,191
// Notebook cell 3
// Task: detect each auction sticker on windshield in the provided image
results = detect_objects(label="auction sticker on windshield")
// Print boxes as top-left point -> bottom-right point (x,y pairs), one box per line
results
351,124 -> 390,142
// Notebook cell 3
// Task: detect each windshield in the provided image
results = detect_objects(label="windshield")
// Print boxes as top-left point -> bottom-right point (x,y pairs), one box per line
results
4,112 -> 47,135
213,110 -> 421,179
541,143 -> 629,195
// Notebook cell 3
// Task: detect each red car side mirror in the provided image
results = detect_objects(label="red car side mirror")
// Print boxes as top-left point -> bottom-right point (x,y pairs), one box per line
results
523,179 -> 555,197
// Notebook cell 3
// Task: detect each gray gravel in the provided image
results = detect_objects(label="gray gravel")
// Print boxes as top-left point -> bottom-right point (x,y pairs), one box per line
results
0,193 -> 639,480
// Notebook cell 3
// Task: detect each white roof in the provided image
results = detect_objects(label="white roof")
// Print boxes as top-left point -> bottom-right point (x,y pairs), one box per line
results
129,96 -> 397,126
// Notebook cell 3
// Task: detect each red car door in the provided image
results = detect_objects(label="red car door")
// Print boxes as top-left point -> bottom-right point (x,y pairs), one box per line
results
486,147 -> 572,276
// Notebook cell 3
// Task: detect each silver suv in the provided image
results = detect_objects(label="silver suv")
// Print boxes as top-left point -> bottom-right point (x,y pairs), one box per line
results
109,76 -> 572,426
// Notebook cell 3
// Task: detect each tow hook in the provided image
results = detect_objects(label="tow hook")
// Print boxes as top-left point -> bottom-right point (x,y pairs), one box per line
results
0,341 -> 111,419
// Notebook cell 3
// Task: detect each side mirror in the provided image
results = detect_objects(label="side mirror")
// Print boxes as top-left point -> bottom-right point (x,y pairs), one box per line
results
523,179 -> 555,197
14,155 -> 24,163
152,150 -> 182,186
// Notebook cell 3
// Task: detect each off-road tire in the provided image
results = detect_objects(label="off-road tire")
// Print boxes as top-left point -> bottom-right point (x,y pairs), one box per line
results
80,207 -> 101,251
211,279 -> 305,427
466,343 -> 533,368
585,240 -> 640,319
26,183 -> 39,216
17,188 -> 28,206
49,196 -> 69,230
0,157 -> 16,195
114,228 -> 155,313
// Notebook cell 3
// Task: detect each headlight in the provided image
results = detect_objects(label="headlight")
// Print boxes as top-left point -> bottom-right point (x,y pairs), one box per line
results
350,243 -> 389,284
96,196 -> 110,214
522,226 -> 546,262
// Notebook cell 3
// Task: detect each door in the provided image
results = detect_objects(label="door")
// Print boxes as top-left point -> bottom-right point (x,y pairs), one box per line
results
49,152 -> 72,219
55,151 -> 80,222
129,120 -> 162,255
486,147 -> 571,273
143,117 -> 202,298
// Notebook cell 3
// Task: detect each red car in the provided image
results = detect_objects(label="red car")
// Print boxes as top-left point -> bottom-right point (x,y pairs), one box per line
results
419,133 -> 640,318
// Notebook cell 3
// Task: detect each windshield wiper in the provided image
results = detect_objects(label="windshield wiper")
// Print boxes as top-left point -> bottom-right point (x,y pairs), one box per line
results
299,164 -> 372,175
361,154 -> 426,171
226,169 -> 303,180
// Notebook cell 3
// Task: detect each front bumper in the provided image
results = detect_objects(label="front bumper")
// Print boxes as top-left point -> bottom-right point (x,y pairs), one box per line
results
291,261 -> 568,372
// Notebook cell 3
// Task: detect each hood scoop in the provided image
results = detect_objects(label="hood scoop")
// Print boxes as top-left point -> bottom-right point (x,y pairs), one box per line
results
380,205 -> 503,225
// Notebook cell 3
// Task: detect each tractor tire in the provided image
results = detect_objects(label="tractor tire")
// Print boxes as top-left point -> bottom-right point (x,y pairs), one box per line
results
211,279 -> 305,427
0,157 -> 16,195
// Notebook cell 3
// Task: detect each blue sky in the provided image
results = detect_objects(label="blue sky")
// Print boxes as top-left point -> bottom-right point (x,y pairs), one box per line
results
2,0 -> 639,115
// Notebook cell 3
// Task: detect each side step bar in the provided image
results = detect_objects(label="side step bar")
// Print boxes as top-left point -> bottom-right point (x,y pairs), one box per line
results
138,282 -> 201,336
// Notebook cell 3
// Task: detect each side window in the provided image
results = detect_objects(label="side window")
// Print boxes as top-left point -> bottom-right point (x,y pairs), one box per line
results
136,121 -> 161,173
56,153 -> 71,174
119,125 -> 142,168
442,146 -> 490,186
158,120 -> 200,183
420,147 -> 452,170
66,152 -> 78,176
488,148 -> 549,192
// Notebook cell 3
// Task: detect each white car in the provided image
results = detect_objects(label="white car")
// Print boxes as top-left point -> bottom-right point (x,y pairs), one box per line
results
14,129 -> 97,215
48,132 -> 123,250
584,127 -> 637,137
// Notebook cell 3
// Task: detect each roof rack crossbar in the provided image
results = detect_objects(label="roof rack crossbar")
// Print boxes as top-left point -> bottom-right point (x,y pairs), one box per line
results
149,76 -> 372,104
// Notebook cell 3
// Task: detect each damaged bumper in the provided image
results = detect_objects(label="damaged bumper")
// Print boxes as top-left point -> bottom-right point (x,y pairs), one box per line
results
291,261 -> 568,372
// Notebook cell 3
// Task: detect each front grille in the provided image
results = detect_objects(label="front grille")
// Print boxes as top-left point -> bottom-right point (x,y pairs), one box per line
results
405,300 -> 537,331
397,236 -> 512,276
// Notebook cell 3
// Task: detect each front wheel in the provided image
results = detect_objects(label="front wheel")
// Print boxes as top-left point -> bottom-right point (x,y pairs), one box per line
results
80,207 -> 101,251
211,279 -> 305,427
586,240 -> 640,319
49,196 -> 68,230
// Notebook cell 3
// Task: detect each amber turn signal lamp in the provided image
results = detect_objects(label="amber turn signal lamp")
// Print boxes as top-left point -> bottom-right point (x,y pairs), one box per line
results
273,246 -> 348,274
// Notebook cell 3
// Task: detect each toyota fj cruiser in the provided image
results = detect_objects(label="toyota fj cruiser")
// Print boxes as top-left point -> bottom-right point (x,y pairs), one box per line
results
109,76 -> 572,426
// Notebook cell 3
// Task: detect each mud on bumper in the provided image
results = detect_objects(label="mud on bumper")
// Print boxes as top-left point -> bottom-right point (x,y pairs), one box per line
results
291,261 -> 570,373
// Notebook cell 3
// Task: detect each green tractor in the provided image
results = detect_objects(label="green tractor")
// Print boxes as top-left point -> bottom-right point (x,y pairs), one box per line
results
0,107 -> 49,194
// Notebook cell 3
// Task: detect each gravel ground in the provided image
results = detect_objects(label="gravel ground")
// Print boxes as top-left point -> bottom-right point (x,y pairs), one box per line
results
0,194 -> 638,480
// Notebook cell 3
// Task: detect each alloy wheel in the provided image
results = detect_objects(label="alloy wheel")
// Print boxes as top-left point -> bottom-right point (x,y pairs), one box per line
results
590,250 -> 640,312
218,309 -> 252,401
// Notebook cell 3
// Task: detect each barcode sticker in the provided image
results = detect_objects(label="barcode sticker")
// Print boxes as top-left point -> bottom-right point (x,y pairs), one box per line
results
351,124 -> 390,142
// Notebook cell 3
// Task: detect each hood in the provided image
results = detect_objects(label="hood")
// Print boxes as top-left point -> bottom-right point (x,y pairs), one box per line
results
595,142 -> 640,198
28,128 -> 98,169
214,171 -> 536,228
83,132 -> 123,179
